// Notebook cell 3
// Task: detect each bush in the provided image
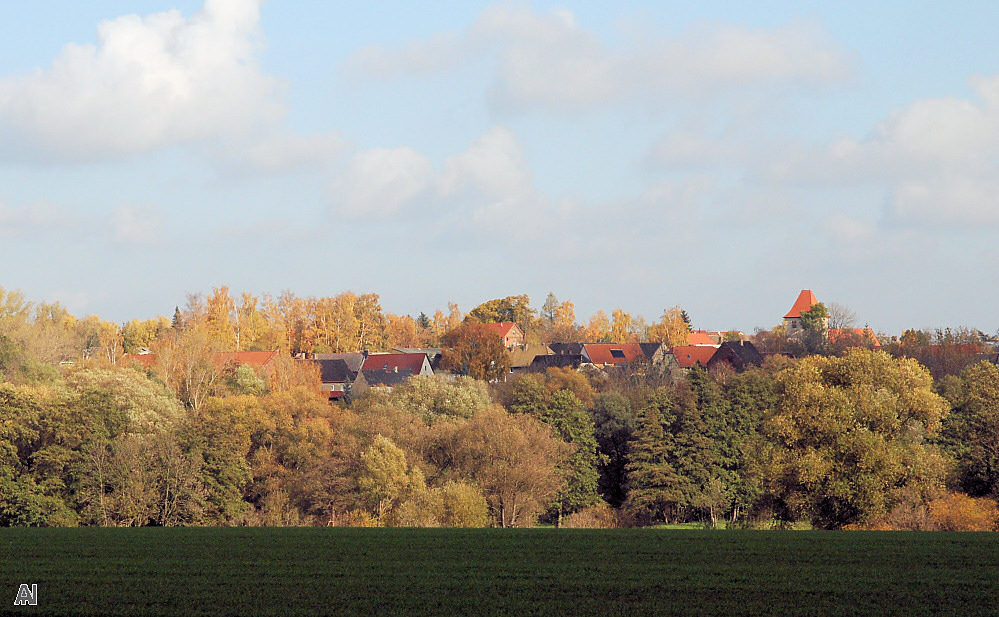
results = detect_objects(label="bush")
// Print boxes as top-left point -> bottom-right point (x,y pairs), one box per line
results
389,482 -> 490,528
561,504 -> 630,529
927,493 -> 999,531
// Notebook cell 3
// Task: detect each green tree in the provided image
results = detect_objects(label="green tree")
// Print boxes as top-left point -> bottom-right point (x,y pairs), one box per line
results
938,361 -> 999,498
590,391 -> 638,507
390,375 -> 492,424
623,400 -> 685,525
507,373 -> 602,522
467,295 -> 533,326
358,435 -> 423,522
792,302 -> 829,356
753,349 -> 949,529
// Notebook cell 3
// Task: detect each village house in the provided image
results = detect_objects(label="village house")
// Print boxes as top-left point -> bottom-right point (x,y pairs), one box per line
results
510,344 -> 553,374
314,358 -> 366,401
479,322 -> 526,350
828,327 -> 882,349
580,343 -> 645,368
667,345 -> 719,371
706,341 -> 764,372
361,352 -> 434,377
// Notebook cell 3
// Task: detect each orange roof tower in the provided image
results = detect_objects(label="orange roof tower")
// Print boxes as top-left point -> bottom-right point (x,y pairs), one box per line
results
784,289 -> 819,319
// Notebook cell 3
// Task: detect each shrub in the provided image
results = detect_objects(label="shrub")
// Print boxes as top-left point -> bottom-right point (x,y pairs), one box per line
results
561,504 -> 630,529
927,493 -> 999,531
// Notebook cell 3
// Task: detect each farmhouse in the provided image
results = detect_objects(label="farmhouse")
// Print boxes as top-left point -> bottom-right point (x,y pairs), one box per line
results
478,322 -> 526,349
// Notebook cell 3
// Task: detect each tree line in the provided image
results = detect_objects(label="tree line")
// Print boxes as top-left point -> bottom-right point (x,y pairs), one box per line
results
1,286 -> 998,530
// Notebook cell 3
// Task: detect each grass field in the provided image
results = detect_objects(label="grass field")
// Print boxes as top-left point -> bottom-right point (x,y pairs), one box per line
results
2,528 -> 998,616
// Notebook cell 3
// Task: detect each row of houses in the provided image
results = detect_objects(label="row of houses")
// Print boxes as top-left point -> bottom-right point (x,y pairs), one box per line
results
119,290 -> 882,402
307,335 -> 766,400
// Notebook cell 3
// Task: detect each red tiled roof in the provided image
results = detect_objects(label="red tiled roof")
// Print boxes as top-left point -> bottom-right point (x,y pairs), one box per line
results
361,353 -> 428,374
121,353 -> 156,370
688,331 -> 720,347
784,289 -> 819,319
582,343 -> 644,365
829,328 -> 881,348
121,350 -> 279,370
479,322 -> 519,337
217,350 -> 279,368
670,345 -> 718,368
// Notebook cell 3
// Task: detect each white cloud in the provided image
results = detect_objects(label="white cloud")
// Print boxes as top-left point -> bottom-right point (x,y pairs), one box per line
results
329,147 -> 435,219
327,127 -> 573,238
0,0 -> 281,161
346,6 -> 852,113
110,204 -> 163,247
440,127 -> 532,200
214,130 -> 349,175
773,74 -> 999,226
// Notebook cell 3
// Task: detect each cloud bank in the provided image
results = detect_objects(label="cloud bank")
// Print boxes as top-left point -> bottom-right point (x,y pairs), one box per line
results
348,6 -> 853,113
0,0 -> 281,161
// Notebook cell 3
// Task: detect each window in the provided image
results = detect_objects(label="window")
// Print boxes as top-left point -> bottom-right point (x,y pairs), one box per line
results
610,349 -> 626,359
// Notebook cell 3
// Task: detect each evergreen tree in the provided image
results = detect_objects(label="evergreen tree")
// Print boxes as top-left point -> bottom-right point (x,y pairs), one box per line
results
171,307 -> 184,331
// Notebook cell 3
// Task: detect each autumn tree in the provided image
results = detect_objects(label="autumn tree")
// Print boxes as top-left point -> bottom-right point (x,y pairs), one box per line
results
753,349 -> 949,529
440,323 -> 511,381
444,406 -> 568,527
467,295 -> 533,326
121,317 -> 171,353
890,327 -> 987,380
384,314 -> 425,349
151,329 -> 226,412
647,306 -> 691,347
583,311 -> 611,342
610,309 -> 635,343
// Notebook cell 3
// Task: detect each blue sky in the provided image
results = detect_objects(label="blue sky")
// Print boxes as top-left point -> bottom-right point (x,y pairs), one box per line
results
2,0 -> 999,335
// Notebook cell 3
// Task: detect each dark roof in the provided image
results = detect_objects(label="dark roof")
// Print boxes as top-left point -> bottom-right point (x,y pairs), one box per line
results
361,353 -> 429,374
361,368 -> 415,387
315,359 -> 356,384
980,353 -> 999,366
314,352 -> 365,373
639,342 -> 665,360
548,342 -> 585,355
706,341 -> 764,372
529,354 -> 583,371
392,347 -> 442,359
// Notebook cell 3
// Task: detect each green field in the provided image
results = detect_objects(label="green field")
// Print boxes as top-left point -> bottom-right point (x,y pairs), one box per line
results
2,528 -> 997,616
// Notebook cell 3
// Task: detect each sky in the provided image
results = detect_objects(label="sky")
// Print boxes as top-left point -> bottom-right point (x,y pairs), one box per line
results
2,0 -> 999,335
